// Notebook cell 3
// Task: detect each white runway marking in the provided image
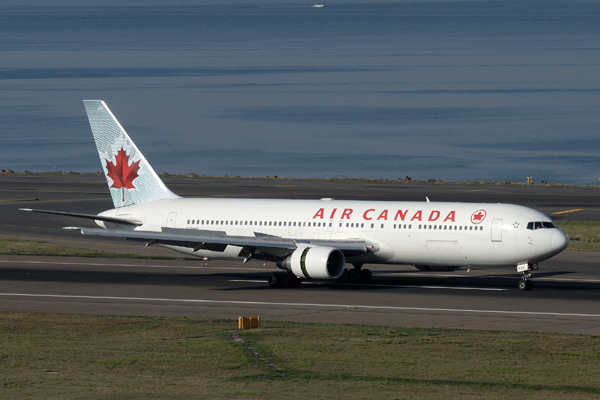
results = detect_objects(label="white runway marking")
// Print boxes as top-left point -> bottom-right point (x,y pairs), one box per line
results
1,292 -> 599,318
229,280 -> 508,291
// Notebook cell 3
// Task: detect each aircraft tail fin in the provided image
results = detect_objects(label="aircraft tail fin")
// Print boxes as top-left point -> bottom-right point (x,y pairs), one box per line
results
83,100 -> 179,208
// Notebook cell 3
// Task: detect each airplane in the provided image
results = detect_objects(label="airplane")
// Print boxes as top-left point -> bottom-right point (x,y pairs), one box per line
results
21,100 -> 569,291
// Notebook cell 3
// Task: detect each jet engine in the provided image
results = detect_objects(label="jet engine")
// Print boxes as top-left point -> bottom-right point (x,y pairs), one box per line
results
279,246 -> 345,280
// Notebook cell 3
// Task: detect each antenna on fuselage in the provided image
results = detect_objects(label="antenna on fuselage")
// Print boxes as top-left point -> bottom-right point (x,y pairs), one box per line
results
426,197 -> 430,203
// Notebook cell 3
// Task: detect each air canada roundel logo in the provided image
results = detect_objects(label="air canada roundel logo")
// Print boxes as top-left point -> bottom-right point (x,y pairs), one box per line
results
470,209 -> 487,225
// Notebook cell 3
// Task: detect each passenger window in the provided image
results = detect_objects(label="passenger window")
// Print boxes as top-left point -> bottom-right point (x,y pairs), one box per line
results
371,223 -> 374,228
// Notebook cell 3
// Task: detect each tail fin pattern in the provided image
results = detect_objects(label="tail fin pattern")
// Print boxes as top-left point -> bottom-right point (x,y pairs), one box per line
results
83,100 -> 178,208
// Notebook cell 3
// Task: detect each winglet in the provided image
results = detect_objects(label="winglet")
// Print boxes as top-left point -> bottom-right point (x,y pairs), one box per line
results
83,100 -> 179,208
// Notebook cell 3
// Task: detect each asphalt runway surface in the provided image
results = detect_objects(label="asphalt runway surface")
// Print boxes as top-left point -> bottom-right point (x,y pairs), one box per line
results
1,174 -> 599,334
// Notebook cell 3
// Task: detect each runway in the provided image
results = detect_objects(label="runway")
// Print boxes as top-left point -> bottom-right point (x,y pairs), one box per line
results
1,174 -> 599,334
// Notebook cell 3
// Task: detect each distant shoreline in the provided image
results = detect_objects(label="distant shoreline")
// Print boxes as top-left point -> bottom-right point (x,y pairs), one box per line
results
1,169 -> 598,189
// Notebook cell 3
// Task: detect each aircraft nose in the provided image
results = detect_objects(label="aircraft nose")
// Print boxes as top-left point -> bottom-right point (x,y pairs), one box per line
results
551,230 -> 569,252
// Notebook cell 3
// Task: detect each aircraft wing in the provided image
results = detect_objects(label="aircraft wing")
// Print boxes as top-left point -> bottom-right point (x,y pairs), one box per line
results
20,208 -> 143,226
73,227 -> 368,254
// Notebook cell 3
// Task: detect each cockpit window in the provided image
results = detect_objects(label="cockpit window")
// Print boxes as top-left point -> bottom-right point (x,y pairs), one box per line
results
527,221 -> 557,230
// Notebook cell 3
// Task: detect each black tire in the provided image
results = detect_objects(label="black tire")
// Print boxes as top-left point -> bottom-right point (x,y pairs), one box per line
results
279,273 -> 292,288
518,280 -> 528,291
338,269 -> 350,283
290,276 -> 302,288
268,274 -> 279,288
359,268 -> 372,284
350,269 -> 361,283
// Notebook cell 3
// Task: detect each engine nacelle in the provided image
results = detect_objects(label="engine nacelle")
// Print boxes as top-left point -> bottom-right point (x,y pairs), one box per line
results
280,246 -> 345,280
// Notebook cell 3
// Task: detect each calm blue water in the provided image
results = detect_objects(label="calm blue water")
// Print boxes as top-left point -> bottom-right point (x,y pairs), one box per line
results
1,1 -> 600,184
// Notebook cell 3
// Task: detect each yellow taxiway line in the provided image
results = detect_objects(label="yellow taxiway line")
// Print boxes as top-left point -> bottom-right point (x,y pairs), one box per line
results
552,209 -> 584,215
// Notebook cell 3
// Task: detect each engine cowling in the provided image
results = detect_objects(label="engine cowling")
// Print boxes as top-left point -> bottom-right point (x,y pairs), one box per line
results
280,246 -> 345,280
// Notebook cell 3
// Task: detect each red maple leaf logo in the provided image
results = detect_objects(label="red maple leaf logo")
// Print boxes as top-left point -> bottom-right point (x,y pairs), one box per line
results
105,147 -> 140,201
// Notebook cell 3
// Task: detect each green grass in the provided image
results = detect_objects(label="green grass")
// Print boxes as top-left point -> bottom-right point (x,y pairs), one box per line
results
0,198 -> 38,202
0,238 -> 182,259
0,312 -> 599,399
556,221 -> 600,251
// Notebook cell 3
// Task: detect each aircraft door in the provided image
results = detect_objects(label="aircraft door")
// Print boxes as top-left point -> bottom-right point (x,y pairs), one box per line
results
491,219 -> 503,242
166,212 -> 177,228
337,220 -> 344,233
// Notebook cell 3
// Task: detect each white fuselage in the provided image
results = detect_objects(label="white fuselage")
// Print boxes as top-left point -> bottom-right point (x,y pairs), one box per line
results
99,198 -> 568,269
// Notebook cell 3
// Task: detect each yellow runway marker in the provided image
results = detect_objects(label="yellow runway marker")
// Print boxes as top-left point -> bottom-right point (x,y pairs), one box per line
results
552,209 -> 584,215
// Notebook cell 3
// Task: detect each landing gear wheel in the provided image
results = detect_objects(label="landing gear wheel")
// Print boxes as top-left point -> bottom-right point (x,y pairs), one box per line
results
268,273 -> 279,288
518,279 -> 533,291
350,269 -> 361,283
279,273 -> 292,288
359,269 -> 372,284
338,269 -> 350,283
290,276 -> 302,288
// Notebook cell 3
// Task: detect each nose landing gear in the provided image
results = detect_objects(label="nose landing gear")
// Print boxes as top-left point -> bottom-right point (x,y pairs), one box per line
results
517,263 -> 538,291
518,275 -> 533,291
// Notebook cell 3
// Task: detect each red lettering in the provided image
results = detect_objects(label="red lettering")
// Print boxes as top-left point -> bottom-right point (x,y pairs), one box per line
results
411,210 -> 423,221
443,211 -> 456,222
363,209 -> 375,220
313,208 -> 324,219
341,209 -> 353,219
329,208 -> 337,219
394,210 -> 408,221
377,210 -> 388,220
428,210 -> 440,221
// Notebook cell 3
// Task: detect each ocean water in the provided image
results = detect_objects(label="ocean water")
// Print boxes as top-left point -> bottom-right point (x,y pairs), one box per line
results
1,1 -> 600,184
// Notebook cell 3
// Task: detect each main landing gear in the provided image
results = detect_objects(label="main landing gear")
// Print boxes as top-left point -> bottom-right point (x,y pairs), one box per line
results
339,263 -> 372,284
517,263 -> 538,291
268,272 -> 302,288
